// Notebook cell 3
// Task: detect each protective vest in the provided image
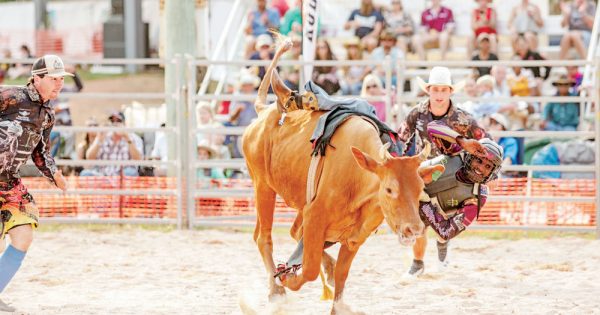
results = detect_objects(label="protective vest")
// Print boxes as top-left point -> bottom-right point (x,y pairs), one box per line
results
422,154 -> 480,212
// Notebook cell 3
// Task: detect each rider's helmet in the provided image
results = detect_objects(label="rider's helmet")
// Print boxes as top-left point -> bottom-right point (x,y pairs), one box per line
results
462,138 -> 504,183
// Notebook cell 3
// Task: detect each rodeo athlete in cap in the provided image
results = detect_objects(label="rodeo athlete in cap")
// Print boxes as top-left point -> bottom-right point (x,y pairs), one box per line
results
0,55 -> 69,311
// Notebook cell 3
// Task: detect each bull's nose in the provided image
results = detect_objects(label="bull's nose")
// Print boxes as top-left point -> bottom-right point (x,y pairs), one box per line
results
402,223 -> 424,238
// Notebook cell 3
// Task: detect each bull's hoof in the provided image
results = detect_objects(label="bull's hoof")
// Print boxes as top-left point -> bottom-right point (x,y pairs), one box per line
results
268,286 -> 286,302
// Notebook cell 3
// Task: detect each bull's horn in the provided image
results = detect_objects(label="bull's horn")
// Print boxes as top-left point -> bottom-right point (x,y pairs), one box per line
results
418,141 -> 431,161
379,142 -> 392,162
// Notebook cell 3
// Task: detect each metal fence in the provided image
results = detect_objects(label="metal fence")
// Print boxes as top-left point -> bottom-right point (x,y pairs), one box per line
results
3,57 -> 598,237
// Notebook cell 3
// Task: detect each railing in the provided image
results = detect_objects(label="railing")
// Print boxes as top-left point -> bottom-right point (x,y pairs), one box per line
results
187,58 -> 600,237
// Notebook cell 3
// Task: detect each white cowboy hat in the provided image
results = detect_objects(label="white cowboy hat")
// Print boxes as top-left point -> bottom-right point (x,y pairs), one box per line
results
489,113 -> 510,130
417,66 -> 465,94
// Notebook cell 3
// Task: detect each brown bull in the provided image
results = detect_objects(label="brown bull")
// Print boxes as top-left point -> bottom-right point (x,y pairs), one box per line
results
242,39 -> 444,314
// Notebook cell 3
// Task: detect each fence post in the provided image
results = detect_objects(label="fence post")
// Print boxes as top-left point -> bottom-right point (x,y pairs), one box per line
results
594,57 -> 600,239
186,55 -> 198,229
174,54 -> 184,230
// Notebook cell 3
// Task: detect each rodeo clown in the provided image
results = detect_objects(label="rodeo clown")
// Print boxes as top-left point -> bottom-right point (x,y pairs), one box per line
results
0,55 -> 69,311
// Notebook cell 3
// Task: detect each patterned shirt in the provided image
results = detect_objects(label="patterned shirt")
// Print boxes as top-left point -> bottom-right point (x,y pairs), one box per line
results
0,83 -> 57,183
398,99 -> 489,158
94,134 -> 144,176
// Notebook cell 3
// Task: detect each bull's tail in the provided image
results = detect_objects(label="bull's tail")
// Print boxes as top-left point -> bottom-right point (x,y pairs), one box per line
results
254,31 -> 293,114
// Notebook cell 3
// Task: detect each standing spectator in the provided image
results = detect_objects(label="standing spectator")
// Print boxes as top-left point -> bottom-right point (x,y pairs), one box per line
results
339,37 -> 367,96
83,111 -> 144,176
313,39 -> 340,95
344,0 -> 385,45
382,0 -> 415,53
370,30 -> 405,88
559,0 -> 596,60
360,74 -> 387,122
249,34 -> 275,81
468,0 -> 498,58
541,75 -> 580,131
0,55 -> 69,312
471,33 -> 498,76
514,35 -> 551,91
412,0 -> 455,60
244,0 -> 280,58
508,0 -> 544,51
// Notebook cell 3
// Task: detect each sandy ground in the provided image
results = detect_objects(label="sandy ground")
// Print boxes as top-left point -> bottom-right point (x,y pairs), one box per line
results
2,227 -> 600,315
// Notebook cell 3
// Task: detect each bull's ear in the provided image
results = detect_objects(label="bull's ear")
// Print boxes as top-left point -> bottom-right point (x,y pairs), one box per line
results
351,146 -> 379,173
418,165 -> 445,184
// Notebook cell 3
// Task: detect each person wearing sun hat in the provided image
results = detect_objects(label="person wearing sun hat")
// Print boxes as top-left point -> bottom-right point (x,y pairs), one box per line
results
541,75 -> 580,131
0,54 -> 70,312
397,66 -> 494,276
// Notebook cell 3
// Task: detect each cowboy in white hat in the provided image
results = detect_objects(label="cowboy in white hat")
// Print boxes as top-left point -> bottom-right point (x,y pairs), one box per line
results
398,66 -> 493,274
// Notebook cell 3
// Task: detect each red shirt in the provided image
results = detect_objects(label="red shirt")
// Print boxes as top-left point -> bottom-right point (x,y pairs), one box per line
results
474,7 -> 496,36
421,6 -> 454,33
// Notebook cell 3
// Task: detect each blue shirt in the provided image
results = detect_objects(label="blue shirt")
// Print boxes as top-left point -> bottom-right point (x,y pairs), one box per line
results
347,9 -> 384,38
249,8 -> 281,36
543,92 -> 580,128
498,137 -> 519,164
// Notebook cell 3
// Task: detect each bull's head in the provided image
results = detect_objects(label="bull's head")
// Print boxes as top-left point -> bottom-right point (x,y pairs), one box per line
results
351,142 -> 444,245
271,69 -> 319,112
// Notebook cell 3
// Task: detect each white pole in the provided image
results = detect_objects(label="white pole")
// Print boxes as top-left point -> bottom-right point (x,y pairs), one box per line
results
594,57 -> 600,239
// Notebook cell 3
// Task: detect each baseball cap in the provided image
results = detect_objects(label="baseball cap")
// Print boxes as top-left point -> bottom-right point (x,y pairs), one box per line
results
31,54 -> 74,78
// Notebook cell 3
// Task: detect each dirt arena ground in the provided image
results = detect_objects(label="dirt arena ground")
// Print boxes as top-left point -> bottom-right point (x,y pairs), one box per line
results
2,226 -> 599,315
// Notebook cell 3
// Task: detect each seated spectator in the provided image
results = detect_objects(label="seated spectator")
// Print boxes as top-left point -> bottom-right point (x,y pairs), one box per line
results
271,0 -> 289,18
472,33 -> 499,76
382,0 -> 414,53
541,75 -> 580,131
362,36 -> 379,59
508,0 -> 544,51
75,117 -> 99,176
196,101 -> 230,160
313,39 -> 340,95
488,113 -> 522,177
566,64 -> 583,90
8,44 -> 33,79
491,65 -> 510,97
559,0 -> 596,60
360,74 -> 387,122
0,49 -> 12,84
457,77 -> 480,114
82,111 -> 144,176
280,33 -> 302,90
244,0 -> 280,58
514,34 -> 551,92
370,29 -> 405,88
249,34 -> 275,81
412,0 -> 455,60
531,139 -> 595,179
228,72 -> 260,158
344,0 -> 384,46
468,0 -> 498,58
471,74 -> 501,119
339,37 -> 367,96
280,0 -> 320,37
196,140 -> 226,187
507,55 -> 537,97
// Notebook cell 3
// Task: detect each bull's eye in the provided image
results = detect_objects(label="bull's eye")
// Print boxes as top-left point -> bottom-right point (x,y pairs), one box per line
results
309,96 -> 313,101
385,188 -> 393,195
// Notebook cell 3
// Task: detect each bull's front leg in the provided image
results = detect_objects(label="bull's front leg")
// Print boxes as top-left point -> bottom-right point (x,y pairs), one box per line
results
331,244 -> 365,315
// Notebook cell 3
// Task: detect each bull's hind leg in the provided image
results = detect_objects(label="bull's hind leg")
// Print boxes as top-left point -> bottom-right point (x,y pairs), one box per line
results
282,210 -> 326,291
253,181 -> 285,299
